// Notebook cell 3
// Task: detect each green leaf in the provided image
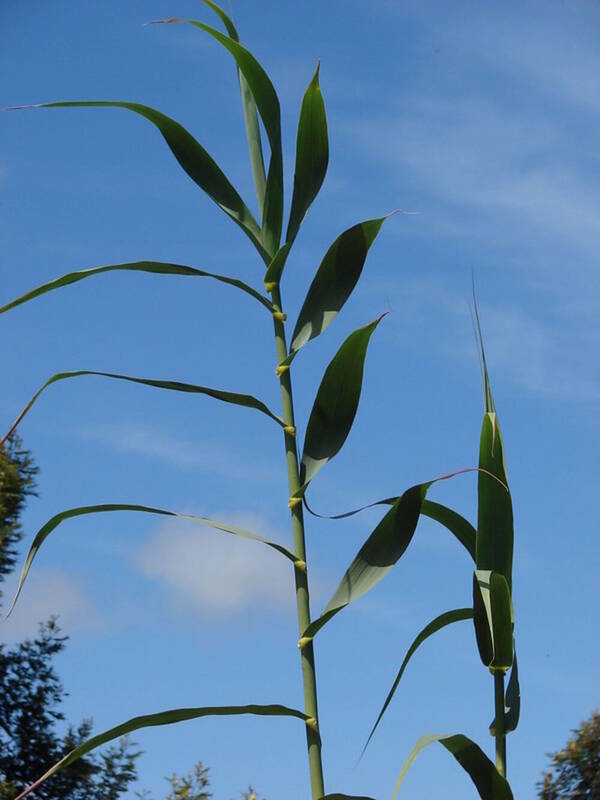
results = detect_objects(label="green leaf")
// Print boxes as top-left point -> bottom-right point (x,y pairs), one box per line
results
303,483 -> 429,639
14,704 -> 308,800
473,570 -> 514,671
477,411 -> 513,588
320,796 -> 376,800
393,733 -> 513,800
0,261 -> 274,315
200,1 -> 267,215
155,19 -> 283,256
14,101 -> 267,261
286,62 -> 329,244
300,317 -> 382,488
4,504 -> 296,620
473,293 -> 513,588
289,219 -> 386,356
490,649 -> 520,735
304,494 -> 476,562
364,608 -> 474,751
264,242 -> 292,286
1,370 -> 284,446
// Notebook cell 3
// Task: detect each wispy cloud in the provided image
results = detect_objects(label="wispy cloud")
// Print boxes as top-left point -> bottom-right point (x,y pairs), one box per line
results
1,569 -> 99,643
371,275 -> 598,402
136,513 -> 293,617
80,423 -> 279,483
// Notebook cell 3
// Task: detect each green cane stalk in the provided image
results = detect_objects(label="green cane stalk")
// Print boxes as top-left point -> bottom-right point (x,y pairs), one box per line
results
270,285 -> 325,799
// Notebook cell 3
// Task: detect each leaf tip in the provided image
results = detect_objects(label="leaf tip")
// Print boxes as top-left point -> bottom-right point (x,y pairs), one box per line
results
1,103 -> 42,112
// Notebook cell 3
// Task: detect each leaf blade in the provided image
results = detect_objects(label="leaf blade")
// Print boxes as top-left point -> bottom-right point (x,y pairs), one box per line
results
290,219 -> 386,355
490,648 -> 520,735
159,19 -> 283,255
4,504 -> 296,620
473,294 -> 513,587
286,62 -> 329,244
15,704 -> 308,800
300,317 -> 382,488
473,570 -> 513,671
393,733 -> 513,800
0,261 -> 274,315
200,1 -> 267,214
364,608 -> 474,751
1,370 -> 284,446
19,101 -> 267,261
303,483 -> 428,639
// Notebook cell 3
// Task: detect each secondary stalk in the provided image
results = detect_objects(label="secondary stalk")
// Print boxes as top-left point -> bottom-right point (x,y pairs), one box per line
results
269,285 -> 325,800
494,671 -> 506,777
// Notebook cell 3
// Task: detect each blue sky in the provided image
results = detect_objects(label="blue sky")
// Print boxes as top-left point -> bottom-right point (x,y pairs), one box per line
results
1,1 -> 598,798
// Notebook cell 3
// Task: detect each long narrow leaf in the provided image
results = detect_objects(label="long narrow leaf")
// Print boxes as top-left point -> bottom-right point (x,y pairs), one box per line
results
320,796 -> 376,800
304,491 -> 476,561
490,648 -> 520,735
393,733 -> 513,800
1,370 -> 284,446
289,219 -> 387,358
302,469 -> 481,640
364,608 -> 474,752
4,504 -> 296,620
15,704 -> 308,800
0,261 -> 274,315
303,483 -> 429,639
473,293 -> 513,588
286,62 -> 329,244
9,101 -> 267,261
300,316 -> 382,489
200,0 -> 267,213
153,19 -> 283,256
473,570 -> 513,671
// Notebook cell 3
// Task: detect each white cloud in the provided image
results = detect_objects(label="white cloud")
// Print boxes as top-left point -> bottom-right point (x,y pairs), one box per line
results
1,568 -> 98,643
136,513 -> 293,616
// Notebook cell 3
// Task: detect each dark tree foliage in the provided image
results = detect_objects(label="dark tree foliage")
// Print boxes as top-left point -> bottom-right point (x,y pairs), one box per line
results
0,434 -> 38,597
538,710 -> 600,800
0,618 -> 139,799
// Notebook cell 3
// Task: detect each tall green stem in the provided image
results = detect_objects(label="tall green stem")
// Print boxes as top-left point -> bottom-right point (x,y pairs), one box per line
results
494,671 -> 506,777
269,285 -> 325,800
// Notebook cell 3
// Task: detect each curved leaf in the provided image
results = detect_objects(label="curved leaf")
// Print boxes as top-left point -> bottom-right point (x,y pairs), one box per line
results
15,704 -> 308,800
0,261 -> 274,315
302,469 -> 478,640
155,19 -> 282,256
473,570 -> 513,671
200,1 -> 267,214
364,608 -> 473,751
289,219 -> 386,356
303,483 -> 429,639
393,733 -> 513,800
286,62 -> 329,244
299,316 -> 382,489
490,649 -> 520,735
473,293 -> 513,587
321,796 -> 376,800
12,101 -> 267,261
1,370 -> 284,446
304,492 -> 476,562
4,504 -> 296,620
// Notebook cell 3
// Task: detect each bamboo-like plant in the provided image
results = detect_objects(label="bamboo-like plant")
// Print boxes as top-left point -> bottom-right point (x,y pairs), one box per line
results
2,4 -> 518,799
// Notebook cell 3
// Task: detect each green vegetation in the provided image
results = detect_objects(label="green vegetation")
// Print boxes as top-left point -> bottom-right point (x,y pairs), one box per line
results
538,711 -> 600,800
2,3 -> 519,798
